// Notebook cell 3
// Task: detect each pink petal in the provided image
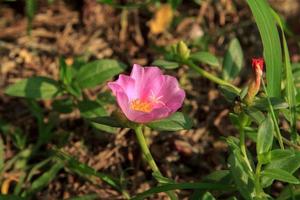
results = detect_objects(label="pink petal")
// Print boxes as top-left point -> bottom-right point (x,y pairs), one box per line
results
108,75 -> 136,99
157,75 -> 185,111
133,106 -> 171,123
115,91 -> 145,122
130,64 -> 164,100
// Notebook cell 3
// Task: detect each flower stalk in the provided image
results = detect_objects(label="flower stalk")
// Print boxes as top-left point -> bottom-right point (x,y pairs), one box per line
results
134,125 -> 178,200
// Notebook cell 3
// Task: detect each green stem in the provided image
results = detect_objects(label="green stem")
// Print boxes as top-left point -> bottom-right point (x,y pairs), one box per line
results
254,162 -> 263,197
261,80 -> 284,149
184,60 -> 241,93
134,126 -> 177,200
239,124 -> 253,173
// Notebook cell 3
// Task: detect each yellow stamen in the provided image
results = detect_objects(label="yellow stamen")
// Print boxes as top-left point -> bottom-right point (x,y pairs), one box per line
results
130,99 -> 153,113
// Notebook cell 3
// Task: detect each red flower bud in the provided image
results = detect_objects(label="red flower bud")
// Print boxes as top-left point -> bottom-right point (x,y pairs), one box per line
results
243,58 -> 264,105
252,58 -> 264,73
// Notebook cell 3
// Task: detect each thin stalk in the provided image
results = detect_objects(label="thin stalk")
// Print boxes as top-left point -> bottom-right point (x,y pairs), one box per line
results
184,60 -> 241,93
261,80 -> 284,149
254,162 -> 263,197
239,125 -> 253,173
134,126 -> 178,200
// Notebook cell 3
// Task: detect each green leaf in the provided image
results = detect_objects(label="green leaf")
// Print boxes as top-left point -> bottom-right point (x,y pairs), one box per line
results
152,59 -> 179,69
246,0 -> 282,97
5,77 -> 60,99
59,57 -> 73,85
245,107 -> 265,124
201,192 -> 216,200
219,85 -> 239,102
54,150 -> 122,191
253,97 -> 288,111
75,59 -> 126,89
0,195 -> 26,200
78,100 -> 106,118
190,51 -> 220,68
89,116 -> 123,128
272,10 -> 297,141
27,162 -> 63,194
256,115 -> 274,154
261,169 -> 300,184
228,151 -> 255,200
203,170 -> 232,184
262,152 -> 300,187
168,0 -> 182,9
25,0 -> 37,33
146,112 -> 192,131
78,100 -> 116,133
222,38 -> 243,81
66,194 -> 99,200
131,182 -> 232,200
52,99 -> 73,113
258,149 -> 294,165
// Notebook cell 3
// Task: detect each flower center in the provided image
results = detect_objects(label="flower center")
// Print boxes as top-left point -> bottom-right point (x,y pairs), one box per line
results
130,99 -> 153,113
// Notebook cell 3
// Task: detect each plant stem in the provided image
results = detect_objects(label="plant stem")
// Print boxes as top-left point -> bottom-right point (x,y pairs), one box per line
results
134,126 -> 177,200
261,80 -> 284,149
239,124 -> 253,173
254,162 -> 263,197
184,60 -> 241,93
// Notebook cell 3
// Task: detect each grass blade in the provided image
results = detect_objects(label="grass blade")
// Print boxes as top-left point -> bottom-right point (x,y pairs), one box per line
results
272,11 -> 297,141
246,0 -> 282,98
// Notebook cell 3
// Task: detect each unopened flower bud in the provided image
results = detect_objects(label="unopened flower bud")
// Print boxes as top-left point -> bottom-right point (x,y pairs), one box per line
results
177,41 -> 190,60
243,58 -> 264,105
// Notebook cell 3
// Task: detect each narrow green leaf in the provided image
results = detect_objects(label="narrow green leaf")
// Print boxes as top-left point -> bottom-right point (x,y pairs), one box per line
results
89,116 -> 123,128
262,152 -> 300,187
131,182 -> 232,200
190,51 -> 220,68
222,38 -> 243,81
258,149 -> 294,165
261,168 -> 300,184
5,77 -> 60,99
201,192 -> 216,200
246,0 -> 282,97
0,195 -> 26,200
27,162 -> 63,194
257,115 -> 274,154
25,0 -> 37,33
152,60 -> 179,69
54,150 -> 121,191
272,10 -> 297,141
253,97 -> 288,111
59,57 -> 73,85
203,170 -> 232,184
78,100 -> 116,133
219,85 -> 239,102
245,107 -> 265,124
146,112 -> 192,131
52,99 -> 73,113
75,59 -> 126,89
228,151 -> 255,200
66,194 -> 99,200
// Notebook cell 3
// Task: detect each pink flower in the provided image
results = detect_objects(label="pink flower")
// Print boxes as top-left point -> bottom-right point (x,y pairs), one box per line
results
108,64 -> 185,123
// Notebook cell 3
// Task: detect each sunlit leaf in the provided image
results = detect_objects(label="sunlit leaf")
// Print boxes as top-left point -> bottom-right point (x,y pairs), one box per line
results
75,59 -> 126,89
222,38 -> 243,81
5,77 -> 60,99
246,0 -> 282,97
147,112 -> 192,131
